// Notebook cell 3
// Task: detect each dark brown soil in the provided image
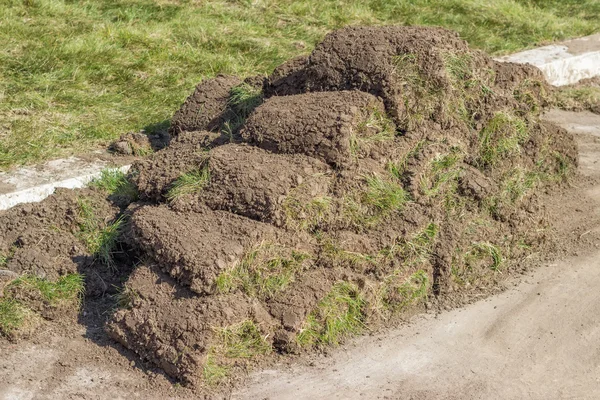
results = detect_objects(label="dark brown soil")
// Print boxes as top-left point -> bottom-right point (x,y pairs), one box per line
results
109,131 -> 169,156
242,91 -> 388,167
0,25 -> 583,394
107,264 -> 276,385
0,187 -> 129,341
127,204 -> 303,295
169,75 -> 242,136
0,188 -> 119,282
190,144 -> 332,226
168,74 -> 265,137
132,130 -> 224,202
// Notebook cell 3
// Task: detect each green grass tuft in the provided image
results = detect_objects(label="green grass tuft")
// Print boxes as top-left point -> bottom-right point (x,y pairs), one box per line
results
116,285 -> 139,309
90,168 -> 138,202
351,108 -> 397,154
451,241 -> 504,285
216,320 -> 271,359
320,236 -> 377,268
502,168 -> 540,203
229,83 -> 263,119
420,150 -> 462,197
443,51 -> 473,83
360,108 -> 397,139
388,140 -> 428,181
552,151 -> 572,182
477,112 -> 529,168
203,319 -> 271,386
297,282 -> 365,347
513,79 -> 547,112
77,198 -> 124,267
485,167 -> 540,218
339,174 -> 410,228
364,175 -> 409,213
382,223 -> 438,266
202,354 -> 230,387
392,53 -> 437,130
283,194 -> 332,231
0,298 -> 30,337
469,242 -> 503,271
9,274 -> 84,305
216,243 -> 310,300
167,166 -> 210,201
381,269 -> 429,311
0,253 -> 8,268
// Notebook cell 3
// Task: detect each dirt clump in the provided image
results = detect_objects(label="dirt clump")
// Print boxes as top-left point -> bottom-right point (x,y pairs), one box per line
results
169,74 -> 264,137
110,131 -> 168,156
107,264 -> 276,385
132,130 -> 224,202
127,205 -> 311,295
263,26 -> 494,130
191,144 -> 332,226
98,25 -> 579,386
263,55 -> 309,97
0,188 -> 121,339
242,91 -> 391,167
0,25 -> 582,391
0,188 -> 119,281
552,76 -> 600,114
169,75 -> 242,136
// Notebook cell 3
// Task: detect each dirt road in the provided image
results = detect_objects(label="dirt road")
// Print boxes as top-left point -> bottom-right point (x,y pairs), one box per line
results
234,110 -> 600,400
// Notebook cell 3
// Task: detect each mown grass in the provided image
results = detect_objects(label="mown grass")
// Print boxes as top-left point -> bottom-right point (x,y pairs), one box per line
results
0,0 -> 597,170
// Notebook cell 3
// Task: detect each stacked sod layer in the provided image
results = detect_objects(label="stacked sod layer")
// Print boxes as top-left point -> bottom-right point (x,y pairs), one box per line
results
0,26 -> 577,387
105,26 -> 576,386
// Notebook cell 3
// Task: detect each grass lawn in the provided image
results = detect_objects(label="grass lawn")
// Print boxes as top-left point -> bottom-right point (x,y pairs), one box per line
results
0,0 -> 598,170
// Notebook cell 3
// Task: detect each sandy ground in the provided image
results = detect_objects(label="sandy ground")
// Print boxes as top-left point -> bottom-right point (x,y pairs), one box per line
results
1,109 -> 600,400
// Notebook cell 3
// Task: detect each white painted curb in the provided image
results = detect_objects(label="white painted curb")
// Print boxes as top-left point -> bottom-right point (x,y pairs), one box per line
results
498,34 -> 600,86
0,163 -> 130,211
